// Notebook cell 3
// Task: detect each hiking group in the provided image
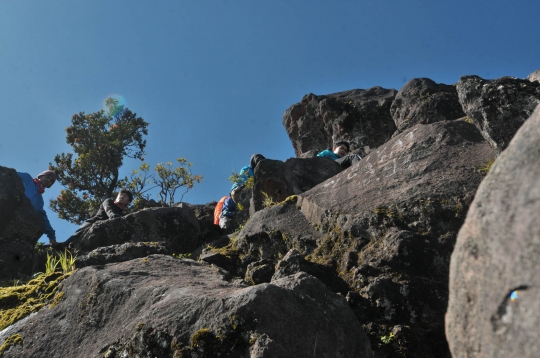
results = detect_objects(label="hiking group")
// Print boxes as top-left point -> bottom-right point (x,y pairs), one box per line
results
213,141 -> 361,232
17,141 -> 360,244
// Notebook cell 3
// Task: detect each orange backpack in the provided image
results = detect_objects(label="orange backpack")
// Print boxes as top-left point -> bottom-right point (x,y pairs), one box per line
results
214,196 -> 229,225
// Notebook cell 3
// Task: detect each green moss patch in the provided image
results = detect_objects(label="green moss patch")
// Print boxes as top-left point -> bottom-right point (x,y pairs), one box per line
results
0,272 -> 73,331
0,334 -> 23,357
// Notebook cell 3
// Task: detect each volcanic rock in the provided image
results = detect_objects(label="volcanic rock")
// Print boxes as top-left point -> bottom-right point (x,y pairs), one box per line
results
456,75 -> 540,154
0,166 -> 45,282
295,120 -> 496,357
0,255 -> 372,358
390,78 -> 465,132
250,157 -> 342,213
527,68 -> 540,83
446,105 -> 540,357
67,205 -> 200,254
282,88 -> 397,158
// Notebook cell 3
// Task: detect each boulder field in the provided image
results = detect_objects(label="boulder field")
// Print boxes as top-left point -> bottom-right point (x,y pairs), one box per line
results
1,69 -> 540,357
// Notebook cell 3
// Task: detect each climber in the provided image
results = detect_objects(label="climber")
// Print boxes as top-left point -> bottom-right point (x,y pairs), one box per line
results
214,194 -> 237,232
230,153 -> 266,203
317,141 -> 361,169
16,169 -> 58,245
65,189 -> 133,243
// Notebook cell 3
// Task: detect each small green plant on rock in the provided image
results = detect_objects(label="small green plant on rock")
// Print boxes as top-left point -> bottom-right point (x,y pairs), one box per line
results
380,332 -> 394,344
0,334 -> 23,356
478,158 -> 496,176
260,190 -> 275,208
172,253 -> 192,259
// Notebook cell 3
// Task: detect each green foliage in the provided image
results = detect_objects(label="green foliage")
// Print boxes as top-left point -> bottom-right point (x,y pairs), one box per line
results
260,190 -> 275,208
172,253 -> 192,259
380,332 -> 394,344
228,171 -> 254,189
121,158 -> 203,207
44,250 -> 77,276
49,98 -> 149,224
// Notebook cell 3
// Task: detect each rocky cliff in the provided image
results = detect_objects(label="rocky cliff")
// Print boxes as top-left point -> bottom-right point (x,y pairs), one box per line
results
1,69 -> 540,358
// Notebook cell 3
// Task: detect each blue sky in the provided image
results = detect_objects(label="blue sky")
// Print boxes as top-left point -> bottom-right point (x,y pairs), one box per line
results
1,0 -> 538,243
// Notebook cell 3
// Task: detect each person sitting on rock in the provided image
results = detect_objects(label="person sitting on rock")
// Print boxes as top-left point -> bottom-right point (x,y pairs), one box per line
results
218,195 -> 237,232
230,153 -> 266,203
16,169 -> 58,245
317,141 -> 361,169
66,189 -> 133,243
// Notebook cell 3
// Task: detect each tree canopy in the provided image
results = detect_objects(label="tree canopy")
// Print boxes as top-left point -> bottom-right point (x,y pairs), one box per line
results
49,98 -> 149,224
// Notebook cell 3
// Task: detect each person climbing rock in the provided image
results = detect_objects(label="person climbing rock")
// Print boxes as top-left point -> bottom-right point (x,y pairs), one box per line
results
230,153 -> 266,203
17,169 -> 57,245
65,189 -> 133,243
317,141 -> 361,169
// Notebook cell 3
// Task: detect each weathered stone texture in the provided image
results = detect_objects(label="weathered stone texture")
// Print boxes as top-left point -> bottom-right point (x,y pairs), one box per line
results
0,166 -> 45,282
68,205 -> 200,254
446,105 -> 540,358
390,78 -> 465,132
295,120 -> 495,357
457,75 -> 540,154
0,255 -> 372,358
527,68 -> 540,82
250,157 -> 342,213
282,87 -> 397,158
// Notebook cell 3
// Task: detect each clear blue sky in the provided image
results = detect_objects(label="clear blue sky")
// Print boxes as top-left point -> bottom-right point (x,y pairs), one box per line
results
1,0 -> 538,243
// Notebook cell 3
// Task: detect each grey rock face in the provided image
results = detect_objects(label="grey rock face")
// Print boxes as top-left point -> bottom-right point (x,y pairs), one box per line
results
456,75 -> 540,154
282,88 -> 397,158
390,78 -> 465,132
250,157 -> 343,213
0,255 -> 372,358
527,68 -> 540,82
446,105 -> 540,358
295,120 -> 495,357
0,166 -> 45,282
75,241 -> 175,267
69,206 -> 200,254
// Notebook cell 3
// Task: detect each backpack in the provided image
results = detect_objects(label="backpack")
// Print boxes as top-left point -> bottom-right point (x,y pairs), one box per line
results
214,196 -> 229,225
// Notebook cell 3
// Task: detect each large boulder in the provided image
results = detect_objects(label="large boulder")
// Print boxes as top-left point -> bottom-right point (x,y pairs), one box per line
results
282,88 -> 397,158
296,120 -> 496,357
390,78 -> 465,132
250,157 -> 343,213
0,255 -> 373,358
0,166 -> 45,282
69,205 -> 200,254
446,105 -> 540,357
456,75 -> 540,154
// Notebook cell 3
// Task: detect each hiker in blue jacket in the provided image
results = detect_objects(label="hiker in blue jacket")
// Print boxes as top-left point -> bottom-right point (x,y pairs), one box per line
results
317,141 -> 361,169
17,170 -> 57,245
230,153 -> 266,203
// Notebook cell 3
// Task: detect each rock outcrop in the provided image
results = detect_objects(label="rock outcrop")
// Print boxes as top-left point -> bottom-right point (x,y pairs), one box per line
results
294,120 -> 495,357
68,204 -> 200,254
282,88 -> 397,158
527,68 -> 540,83
0,255 -> 372,358
0,166 -> 45,282
457,75 -> 540,154
446,105 -> 540,357
390,78 -> 465,132
250,157 -> 343,213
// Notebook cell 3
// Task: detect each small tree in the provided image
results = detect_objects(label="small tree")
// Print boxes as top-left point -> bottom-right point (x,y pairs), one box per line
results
121,158 -> 203,207
50,98 -> 149,224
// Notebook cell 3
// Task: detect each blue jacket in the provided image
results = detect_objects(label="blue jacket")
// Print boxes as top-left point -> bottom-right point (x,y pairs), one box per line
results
17,172 -> 56,241
221,197 -> 237,218
317,149 -> 340,160
231,165 -> 253,191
